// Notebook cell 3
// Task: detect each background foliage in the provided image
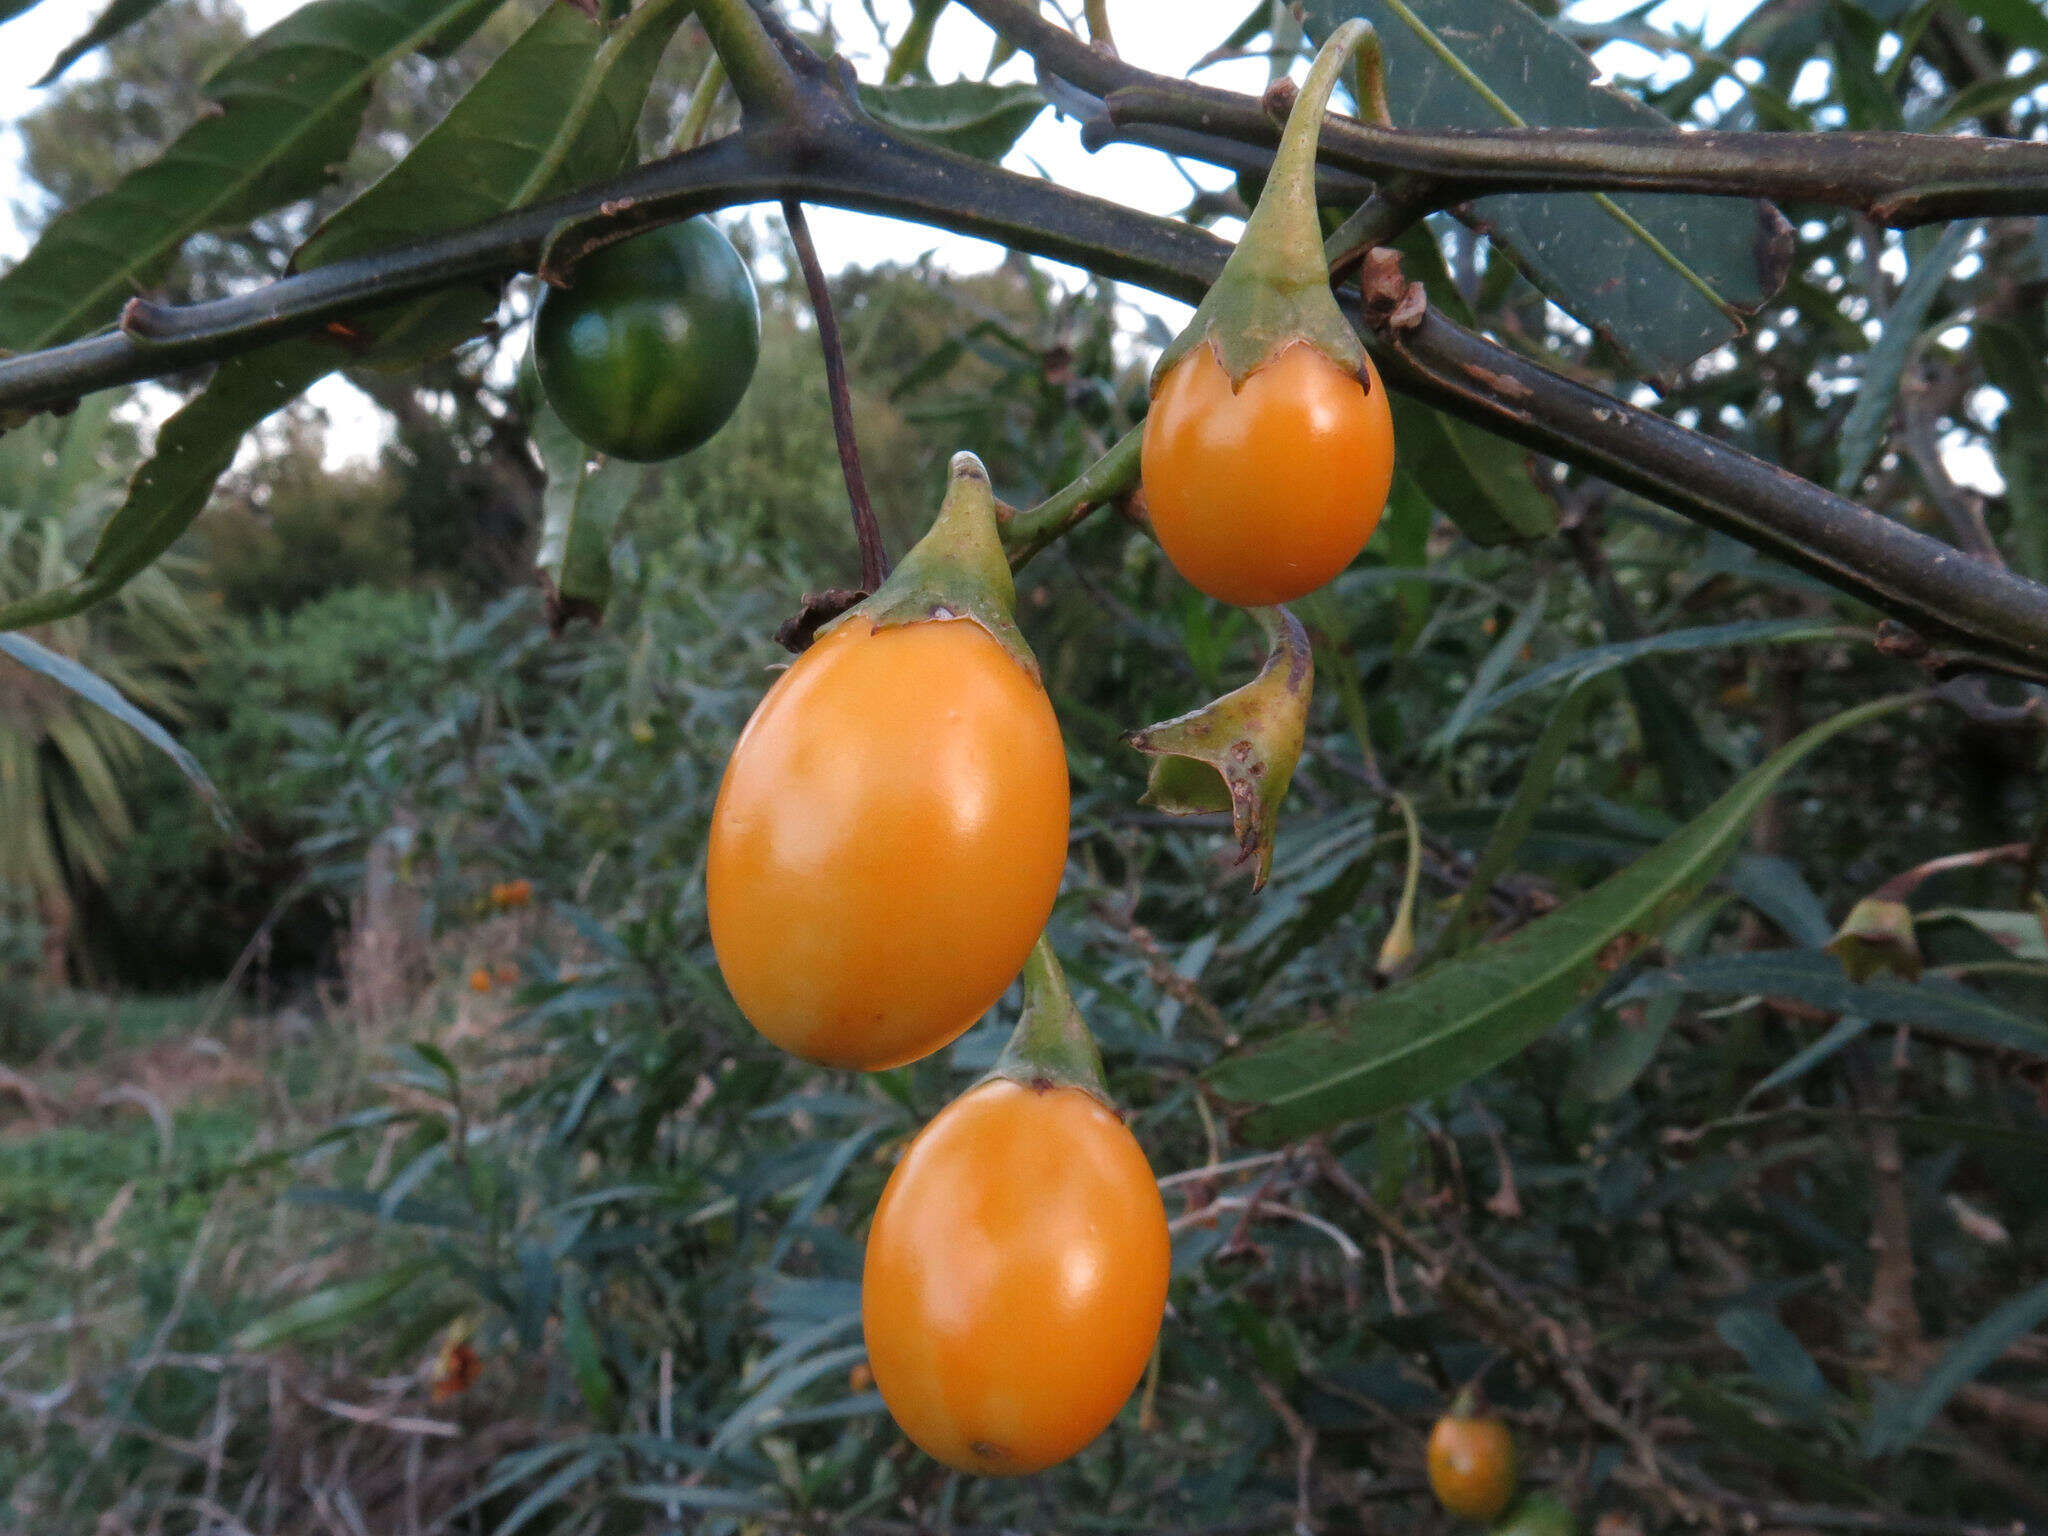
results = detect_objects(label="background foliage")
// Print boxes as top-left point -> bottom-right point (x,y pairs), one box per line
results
2,0 -> 2046,1533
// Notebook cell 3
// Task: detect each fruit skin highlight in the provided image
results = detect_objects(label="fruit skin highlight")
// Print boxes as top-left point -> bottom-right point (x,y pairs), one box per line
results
1142,338 -> 1394,607
861,1076 -> 1170,1475
705,615 -> 1069,1071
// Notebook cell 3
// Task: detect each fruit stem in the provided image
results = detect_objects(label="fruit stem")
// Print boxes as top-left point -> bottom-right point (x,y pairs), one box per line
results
783,198 -> 888,591
1232,19 -> 1373,301
993,936 -> 1110,1101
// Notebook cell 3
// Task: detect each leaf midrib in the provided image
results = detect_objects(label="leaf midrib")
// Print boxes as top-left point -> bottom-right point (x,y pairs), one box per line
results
18,0 -> 499,351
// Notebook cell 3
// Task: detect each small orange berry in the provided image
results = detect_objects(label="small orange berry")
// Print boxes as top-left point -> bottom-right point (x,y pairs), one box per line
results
1427,1402 -> 1518,1522
469,967 -> 493,994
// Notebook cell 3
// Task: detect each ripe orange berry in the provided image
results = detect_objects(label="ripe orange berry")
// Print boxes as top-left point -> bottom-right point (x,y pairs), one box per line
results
468,967 -> 493,994
862,1078 -> 1169,1476
1141,338 -> 1393,607
1427,1403 -> 1519,1521
706,617 -> 1069,1070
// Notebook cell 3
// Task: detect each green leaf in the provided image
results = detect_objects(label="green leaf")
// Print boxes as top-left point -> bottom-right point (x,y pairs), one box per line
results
1738,1014 -> 1872,1107
0,632 -> 228,825
1434,676 -> 1602,959
1571,897 -> 1724,1101
1387,394 -> 1558,547
1427,583 -> 1550,753
1435,619 -> 1849,744
0,0 -> 506,352
0,341 -> 333,632
533,404 -> 640,622
233,1259 -> 434,1350
1956,0 -> 2048,51
1835,220 -> 1977,494
34,0 -> 174,86
1302,0 -> 1788,378
1207,694 -> 1916,1140
1621,949 -> 2048,1056
296,0 -> 691,367
0,0 -> 687,631
1977,320 -> 2048,581
857,79 -> 1049,161
559,1284 -> 618,1425
1717,1305 -> 1830,1407
1865,1278 -> 2048,1456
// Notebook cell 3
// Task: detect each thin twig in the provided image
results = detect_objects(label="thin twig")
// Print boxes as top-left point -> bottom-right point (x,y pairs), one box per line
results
782,198 -> 888,593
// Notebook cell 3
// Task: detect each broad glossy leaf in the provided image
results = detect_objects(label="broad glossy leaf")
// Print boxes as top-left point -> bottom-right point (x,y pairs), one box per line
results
1302,0 -> 1789,378
0,1 -> 685,630
296,0 -> 691,366
858,79 -> 1049,162
1622,949 -> 2048,1055
1207,694 -> 1914,1139
35,0 -> 173,85
0,0 -> 505,352
0,631 -> 227,822
1864,1278 -> 2048,1456
1835,221 -> 1976,494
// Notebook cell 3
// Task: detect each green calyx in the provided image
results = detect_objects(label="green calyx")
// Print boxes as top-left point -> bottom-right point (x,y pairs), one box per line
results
989,936 -> 1111,1104
1125,606 -> 1314,891
1152,19 -> 1373,392
827,450 -> 1040,681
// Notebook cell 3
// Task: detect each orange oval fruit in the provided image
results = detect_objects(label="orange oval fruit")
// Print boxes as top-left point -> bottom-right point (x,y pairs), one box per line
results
862,1078 -> 1169,1475
1427,1405 -> 1519,1521
706,617 -> 1069,1070
1141,338 -> 1394,607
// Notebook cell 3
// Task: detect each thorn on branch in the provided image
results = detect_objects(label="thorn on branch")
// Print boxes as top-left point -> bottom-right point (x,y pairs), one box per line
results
1261,77 -> 1298,123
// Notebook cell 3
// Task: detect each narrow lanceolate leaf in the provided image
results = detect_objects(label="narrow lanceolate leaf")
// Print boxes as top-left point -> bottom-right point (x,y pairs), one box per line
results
1442,619 -> 1850,743
1864,1278 -> 2048,1456
1621,949 -> 2048,1056
35,0 -> 175,85
1301,0 -> 1791,379
0,0 -> 505,352
0,632 -> 228,823
1207,693 -> 1917,1140
232,1259 -> 435,1350
533,402 -> 640,625
0,0 -> 687,632
857,80 -> 1049,162
0,342 -> 333,632
1834,221 -> 1977,494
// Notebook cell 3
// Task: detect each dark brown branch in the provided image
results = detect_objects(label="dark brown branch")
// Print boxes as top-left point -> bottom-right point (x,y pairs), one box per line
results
2,33 -> 2048,680
781,198 -> 887,592
959,0 -> 2048,227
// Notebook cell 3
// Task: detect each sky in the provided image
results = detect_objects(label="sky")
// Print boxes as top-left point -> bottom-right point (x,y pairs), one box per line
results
0,0 -> 1744,461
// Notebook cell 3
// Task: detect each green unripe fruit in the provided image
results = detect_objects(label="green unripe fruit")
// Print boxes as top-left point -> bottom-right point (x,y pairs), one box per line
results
534,217 -> 760,462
